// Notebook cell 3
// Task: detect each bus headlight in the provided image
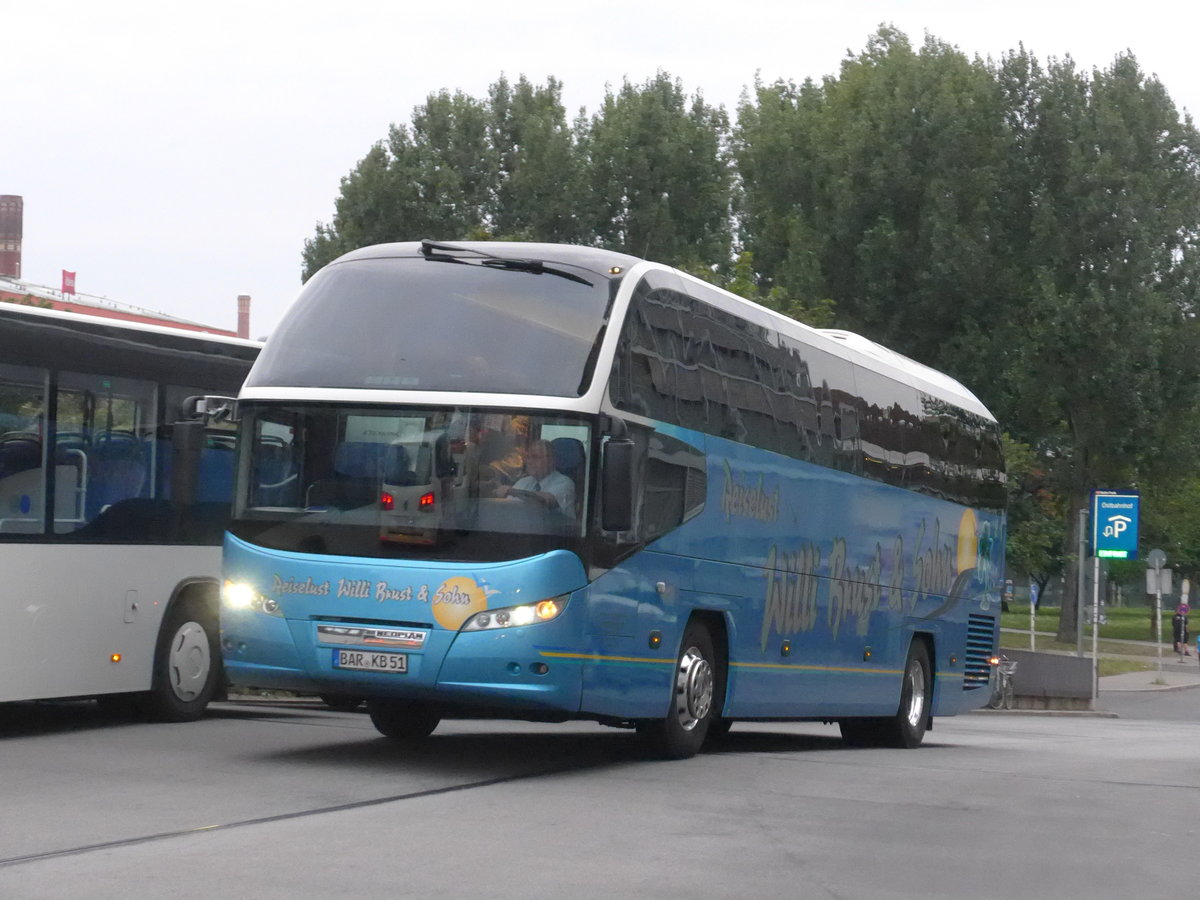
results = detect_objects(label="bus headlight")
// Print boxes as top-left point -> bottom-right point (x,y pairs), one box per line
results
461,595 -> 569,631
222,580 -> 284,617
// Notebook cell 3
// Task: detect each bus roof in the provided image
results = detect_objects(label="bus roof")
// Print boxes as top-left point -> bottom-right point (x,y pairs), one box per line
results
318,241 -> 994,422
333,241 -> 643,277
0,299 -> 262,352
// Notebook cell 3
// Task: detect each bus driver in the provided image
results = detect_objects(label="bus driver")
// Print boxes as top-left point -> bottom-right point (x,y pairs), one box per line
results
496,439 -> 574,516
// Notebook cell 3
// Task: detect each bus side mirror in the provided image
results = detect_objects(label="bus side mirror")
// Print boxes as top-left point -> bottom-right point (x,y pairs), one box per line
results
182,395 -> 240,423
601,437 -> 635,532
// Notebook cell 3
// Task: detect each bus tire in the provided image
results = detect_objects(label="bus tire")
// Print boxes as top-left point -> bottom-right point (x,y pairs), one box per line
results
839,639 -> 931,749
705,716 -> 734,746
368,699 -> 441,739
144,598 -> 220,723
638,620 -> 718,760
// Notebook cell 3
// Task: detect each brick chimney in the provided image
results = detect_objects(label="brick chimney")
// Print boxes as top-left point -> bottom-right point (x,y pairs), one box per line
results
0,195 -> 22,279
237,294 -> 251,339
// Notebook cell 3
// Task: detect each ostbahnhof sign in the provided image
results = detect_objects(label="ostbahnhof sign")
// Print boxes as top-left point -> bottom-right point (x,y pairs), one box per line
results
1092,490 -> 1140,560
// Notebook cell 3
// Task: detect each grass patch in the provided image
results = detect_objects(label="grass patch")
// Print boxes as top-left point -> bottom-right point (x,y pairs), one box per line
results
999,631 -> 1169,657
1001,603 -> 1183,643
1098,657 -> 1156,677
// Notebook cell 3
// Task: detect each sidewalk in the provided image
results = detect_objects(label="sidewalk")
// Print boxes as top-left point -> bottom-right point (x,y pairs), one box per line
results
1100,664 -> 1200,692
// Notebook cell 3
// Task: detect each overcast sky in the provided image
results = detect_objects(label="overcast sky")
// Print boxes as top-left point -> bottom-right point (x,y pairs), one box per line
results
8,0 -> 1199,338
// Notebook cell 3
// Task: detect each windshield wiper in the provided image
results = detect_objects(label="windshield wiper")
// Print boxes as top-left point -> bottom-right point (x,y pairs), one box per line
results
419,239 -> 593,287
478,257 -> 593,286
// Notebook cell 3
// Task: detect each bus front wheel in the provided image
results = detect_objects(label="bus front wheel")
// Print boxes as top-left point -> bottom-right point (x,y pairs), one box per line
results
145,598 -> 220,722
368,699 -> 441,739
638,620 -> 719,760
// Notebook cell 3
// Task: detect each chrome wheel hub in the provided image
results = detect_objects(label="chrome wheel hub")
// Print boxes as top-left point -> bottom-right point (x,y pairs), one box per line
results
903,657 -> 927,729
673,646 -> 714,731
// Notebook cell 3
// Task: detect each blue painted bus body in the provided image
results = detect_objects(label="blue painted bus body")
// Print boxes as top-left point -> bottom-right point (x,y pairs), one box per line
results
222,425 -> 1002,721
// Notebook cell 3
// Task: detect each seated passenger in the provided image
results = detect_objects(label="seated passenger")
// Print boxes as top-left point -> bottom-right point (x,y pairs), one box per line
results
478,415 -> 529,488
496,439 -> 574,516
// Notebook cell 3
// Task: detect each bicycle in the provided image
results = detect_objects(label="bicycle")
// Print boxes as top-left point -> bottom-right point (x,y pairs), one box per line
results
987,655 -> 1018,710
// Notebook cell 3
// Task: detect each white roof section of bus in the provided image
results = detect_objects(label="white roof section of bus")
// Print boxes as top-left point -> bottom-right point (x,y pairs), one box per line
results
817,329 -> 992,420
0,299 -> 262,350
243,251 -> 993,423
667,265 -> 995,422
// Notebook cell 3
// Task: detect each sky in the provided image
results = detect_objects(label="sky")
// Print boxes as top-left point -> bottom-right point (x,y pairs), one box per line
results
7,0 -> 1200,339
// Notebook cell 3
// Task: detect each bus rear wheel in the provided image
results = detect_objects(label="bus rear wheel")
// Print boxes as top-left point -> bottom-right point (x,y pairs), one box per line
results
839,640 -> 931,748
368,699 -> 441,739
144,598 -> 220,723
638,620 -> 719,760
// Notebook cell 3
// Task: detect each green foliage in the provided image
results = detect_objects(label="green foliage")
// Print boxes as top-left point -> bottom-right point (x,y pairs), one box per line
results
679,251 -> 838,327
577,71 -> 732,269
302,36 -> 1200,612
488,76 -> 583,243
735,29 -> 1010,372
1003,435 -> 1065,585
303,71 -> 733,281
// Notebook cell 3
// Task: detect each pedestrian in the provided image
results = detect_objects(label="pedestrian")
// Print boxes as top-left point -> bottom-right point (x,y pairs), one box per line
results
1172,603 -> 1190,657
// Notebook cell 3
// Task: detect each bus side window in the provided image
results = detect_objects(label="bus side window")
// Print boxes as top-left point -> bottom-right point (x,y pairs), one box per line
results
0,363 -> 49,534
641,431 -> 706,543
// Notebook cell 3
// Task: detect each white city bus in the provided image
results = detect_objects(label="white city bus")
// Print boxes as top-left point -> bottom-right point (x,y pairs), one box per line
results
0,301 -> 260,720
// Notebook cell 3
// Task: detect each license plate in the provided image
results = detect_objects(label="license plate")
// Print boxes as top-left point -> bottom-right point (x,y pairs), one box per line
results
333,649 -> 409,673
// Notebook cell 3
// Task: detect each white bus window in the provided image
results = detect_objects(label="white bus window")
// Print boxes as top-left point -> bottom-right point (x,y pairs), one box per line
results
54,371 -> 156,534
0,363 -> 48,534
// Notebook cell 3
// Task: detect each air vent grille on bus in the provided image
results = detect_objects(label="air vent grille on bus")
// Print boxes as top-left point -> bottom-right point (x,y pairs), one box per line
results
964,613 -> 997,689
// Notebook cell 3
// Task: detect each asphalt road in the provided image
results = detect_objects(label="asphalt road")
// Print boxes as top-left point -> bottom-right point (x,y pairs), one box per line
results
1,694 -> 1197,899
1099,680 -> 1200,720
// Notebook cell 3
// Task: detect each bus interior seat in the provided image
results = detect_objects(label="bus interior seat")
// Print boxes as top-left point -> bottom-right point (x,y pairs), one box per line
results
86,433 -> 149,520
196,443 -> 236,503
307,441 -> 388,509
551,437 -> 586,514
0,433 -> 42,479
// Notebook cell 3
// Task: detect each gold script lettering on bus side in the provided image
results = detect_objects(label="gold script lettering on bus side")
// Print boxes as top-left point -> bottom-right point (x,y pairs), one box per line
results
760,543 -> 822,651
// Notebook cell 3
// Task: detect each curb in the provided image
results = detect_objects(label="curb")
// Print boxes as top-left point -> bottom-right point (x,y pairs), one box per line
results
1101,681 -> 1200,693
968,707 -> 1118,718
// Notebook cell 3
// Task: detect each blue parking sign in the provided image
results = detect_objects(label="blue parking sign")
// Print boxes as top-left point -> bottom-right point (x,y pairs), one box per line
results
1092,491 -> 1140,559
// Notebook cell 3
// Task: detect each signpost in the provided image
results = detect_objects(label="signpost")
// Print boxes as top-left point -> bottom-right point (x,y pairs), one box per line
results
1146,548 -> 1167,675
1029,581 -> 1038,651
1089,492 -> 1141,701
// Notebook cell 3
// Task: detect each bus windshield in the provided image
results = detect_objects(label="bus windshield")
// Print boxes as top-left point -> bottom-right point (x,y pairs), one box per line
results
244,256 -> 614,396
232,404 -> 592,563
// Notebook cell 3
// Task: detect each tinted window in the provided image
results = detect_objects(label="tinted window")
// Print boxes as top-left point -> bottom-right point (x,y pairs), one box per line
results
611,273 -> 1004,510
0,307 -> 258,544
233,404 -> 593,562
248,257 -> 614,397
641,429 -> 707,543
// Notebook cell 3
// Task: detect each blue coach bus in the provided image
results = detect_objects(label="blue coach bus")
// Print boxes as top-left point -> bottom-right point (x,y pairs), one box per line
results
219,241 -> 1005,758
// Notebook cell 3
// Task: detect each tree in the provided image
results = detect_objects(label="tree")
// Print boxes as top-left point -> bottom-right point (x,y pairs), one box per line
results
1002,435 -> 1065,608
735,28 -> 1010,372
488,75 -> 584,243
990,51 -> 1200,641
577,71 -> 733,269
303,77 -> 577,280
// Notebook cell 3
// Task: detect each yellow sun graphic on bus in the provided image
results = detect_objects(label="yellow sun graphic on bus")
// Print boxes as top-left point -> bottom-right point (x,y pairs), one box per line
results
956,509 -> 978,574
432,576 -> 491,630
